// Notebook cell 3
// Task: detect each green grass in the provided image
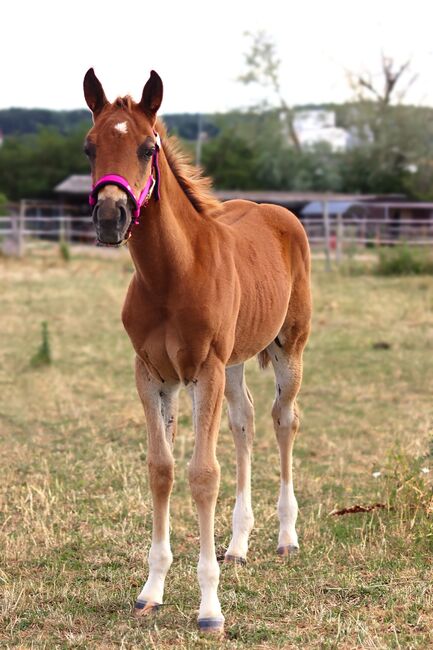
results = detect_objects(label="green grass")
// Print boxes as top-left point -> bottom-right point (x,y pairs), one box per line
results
0,248 -> 432,649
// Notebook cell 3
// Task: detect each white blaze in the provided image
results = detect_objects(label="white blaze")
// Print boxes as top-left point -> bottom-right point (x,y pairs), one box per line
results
114,121 -> 128,134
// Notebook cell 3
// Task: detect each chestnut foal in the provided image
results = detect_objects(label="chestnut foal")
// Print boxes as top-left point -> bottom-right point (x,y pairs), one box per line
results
83,69 -> 311,634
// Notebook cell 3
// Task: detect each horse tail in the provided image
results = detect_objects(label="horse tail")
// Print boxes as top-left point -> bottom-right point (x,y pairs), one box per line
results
257,349 -> 271,370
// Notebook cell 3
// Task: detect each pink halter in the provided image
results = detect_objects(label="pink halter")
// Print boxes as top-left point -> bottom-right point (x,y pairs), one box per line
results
89,133 -> 161,226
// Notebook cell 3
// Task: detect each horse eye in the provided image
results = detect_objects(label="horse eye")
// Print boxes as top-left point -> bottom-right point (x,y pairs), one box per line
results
138,145 -> 155,160
84,142 -> 95,158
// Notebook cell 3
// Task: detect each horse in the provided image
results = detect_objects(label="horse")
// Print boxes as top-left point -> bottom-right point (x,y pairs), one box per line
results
83,68 -> 312,635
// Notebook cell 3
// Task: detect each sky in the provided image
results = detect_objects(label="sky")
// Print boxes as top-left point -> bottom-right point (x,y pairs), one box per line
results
1,0 -> 433,115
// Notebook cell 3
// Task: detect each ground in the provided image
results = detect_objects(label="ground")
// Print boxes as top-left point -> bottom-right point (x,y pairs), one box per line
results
0,246 -> 432,649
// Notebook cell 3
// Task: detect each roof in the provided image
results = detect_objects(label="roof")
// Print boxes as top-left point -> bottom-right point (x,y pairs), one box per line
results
213,190 -> 376,204
55,175 -> 92,194
302,200 -> 359,216
54,175 -> 378,205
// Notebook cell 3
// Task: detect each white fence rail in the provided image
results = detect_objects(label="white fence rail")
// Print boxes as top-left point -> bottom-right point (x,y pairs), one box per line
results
1,199 -> 433,262
303,200 -> 433,269
0,201 -> 95,255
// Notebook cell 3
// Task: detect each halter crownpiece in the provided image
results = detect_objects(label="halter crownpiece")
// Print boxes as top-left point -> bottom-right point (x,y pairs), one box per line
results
89,132 -> 161,229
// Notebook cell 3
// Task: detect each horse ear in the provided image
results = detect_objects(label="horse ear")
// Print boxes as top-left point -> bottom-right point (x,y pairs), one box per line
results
83,68 -> 108,117
139,70 -> 163,116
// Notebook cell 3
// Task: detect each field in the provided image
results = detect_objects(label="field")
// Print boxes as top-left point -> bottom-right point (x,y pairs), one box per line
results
1,246 -> 432,649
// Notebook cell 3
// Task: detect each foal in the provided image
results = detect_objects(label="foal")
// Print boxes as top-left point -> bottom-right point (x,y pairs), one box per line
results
83,68 -> 311,634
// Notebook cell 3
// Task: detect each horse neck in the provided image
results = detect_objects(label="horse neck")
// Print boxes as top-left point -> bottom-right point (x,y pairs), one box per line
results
127,150 -> 211,287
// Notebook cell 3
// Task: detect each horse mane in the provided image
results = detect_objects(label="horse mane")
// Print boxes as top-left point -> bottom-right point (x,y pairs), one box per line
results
114,96 -> 134,111
156,119 -> 222,218
109,104 -> 221,217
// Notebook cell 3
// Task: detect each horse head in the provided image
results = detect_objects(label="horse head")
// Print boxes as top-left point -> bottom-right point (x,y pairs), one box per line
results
83,68 -> 163,246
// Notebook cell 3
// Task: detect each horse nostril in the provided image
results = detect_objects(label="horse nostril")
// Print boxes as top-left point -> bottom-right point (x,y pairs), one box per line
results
92,204 -> 100,226
118,204 -> 127,228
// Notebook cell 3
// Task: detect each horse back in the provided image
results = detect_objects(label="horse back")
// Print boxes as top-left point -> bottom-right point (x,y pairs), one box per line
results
219,199 -> 310,274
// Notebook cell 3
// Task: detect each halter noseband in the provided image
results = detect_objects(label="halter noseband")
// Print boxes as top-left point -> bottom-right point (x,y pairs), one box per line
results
89,133 -> 161,245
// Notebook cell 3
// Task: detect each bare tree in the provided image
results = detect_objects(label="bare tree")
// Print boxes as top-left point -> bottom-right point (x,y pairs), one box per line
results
348,54 -> 418,107
239,31 -> 302,153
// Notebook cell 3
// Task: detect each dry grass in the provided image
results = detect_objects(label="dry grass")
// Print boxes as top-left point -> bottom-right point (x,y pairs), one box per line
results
0,246 -> 432,649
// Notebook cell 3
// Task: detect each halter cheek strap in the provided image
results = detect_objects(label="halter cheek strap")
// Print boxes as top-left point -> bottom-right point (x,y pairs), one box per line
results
89,132 -> 161,226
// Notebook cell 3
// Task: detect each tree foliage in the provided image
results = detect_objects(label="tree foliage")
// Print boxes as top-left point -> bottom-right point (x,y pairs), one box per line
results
0,108 -> 91,136
0,124 -> 90,200
1,85 -> 433,201
238,31 -> 301,152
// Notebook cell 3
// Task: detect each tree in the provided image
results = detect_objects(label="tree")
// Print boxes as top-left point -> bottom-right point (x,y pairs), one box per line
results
201,125 -> 259,189
344,55 -> 433,198
238,31 -> 301,153
348,55 -> 418,107
0,124 -> 90,200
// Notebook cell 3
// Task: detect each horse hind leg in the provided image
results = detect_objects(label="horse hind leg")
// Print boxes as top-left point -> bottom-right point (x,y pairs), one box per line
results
267,325 -> 308,557
224,364 -> 255,564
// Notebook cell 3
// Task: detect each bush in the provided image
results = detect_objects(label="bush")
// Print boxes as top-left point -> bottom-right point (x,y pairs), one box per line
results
382,446 -> 433,516
59,240 -> 71,262
0,192 -> 7,216
376,245 -> 433,276
30,321 -> 52,367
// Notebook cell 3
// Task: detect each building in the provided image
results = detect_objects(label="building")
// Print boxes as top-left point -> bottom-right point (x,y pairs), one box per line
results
48,175 -> 433,247
54,174 -> 375,217
293,110 -> 350,152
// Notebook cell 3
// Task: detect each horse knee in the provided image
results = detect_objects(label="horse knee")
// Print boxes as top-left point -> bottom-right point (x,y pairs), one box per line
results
148,457 -> 174,494
228,400 -> 254,439
188,461 -> 220,504
272,399 -> 299,438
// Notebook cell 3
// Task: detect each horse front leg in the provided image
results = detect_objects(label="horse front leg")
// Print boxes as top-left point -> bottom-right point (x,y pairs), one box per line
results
133,357 -> 179,615
188,356 -> 225,634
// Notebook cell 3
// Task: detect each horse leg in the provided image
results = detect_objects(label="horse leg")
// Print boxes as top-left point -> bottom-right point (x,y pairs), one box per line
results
188,356 -> 225,634
268,325 -> 308,556
224,364 -> 254,564
133,356 -> 179,615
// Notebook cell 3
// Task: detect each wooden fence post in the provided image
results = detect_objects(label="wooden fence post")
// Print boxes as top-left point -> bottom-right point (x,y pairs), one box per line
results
17,200 -> 26,256
59,210 -> 65,243
323,200 -> 331,271
336,213 -> 343,263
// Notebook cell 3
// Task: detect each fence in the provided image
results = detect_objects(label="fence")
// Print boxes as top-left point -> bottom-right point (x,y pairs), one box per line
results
1,199 -> 433,262
301,200 -> 433,268
0,200 -> 95,255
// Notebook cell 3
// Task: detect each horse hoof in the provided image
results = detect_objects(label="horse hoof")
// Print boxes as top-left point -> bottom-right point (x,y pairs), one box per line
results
133,600 -> 161,617
198,617 -> 225,635
277,545 -> 299,557
224,554 -> 247,566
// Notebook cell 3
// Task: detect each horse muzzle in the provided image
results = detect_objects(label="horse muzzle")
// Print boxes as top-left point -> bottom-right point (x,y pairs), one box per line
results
92,197 -> 131,246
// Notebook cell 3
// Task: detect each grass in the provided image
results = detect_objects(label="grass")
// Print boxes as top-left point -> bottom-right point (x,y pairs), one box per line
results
0,247 -> 432,649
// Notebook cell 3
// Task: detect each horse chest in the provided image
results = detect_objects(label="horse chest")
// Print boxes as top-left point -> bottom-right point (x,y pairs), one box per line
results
122,295 -> 230,383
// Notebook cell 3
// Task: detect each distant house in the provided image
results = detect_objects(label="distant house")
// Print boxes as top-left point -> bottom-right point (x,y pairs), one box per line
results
293,110 -> 350,152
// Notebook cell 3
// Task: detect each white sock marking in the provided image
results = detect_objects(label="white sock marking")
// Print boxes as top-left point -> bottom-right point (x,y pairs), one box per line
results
226,488 -> 254,558
197,553 -> 223,620
137,539 -> 173,604
278,480 -> 298,547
